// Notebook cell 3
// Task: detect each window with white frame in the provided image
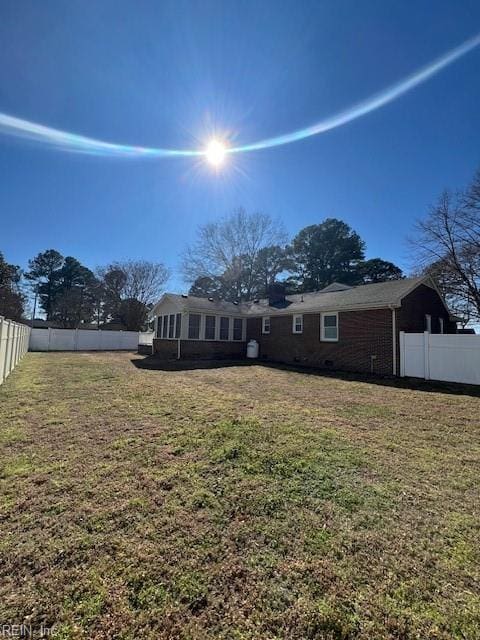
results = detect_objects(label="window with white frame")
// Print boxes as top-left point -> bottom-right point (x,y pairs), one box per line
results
175,313 -> 182,338
262,316 -> 270,334
188,313 -> 201,339
292,314 -> 303,334
321,312 -> 338,341
162,315 -> 169,339
205,315 -> 216,340
220,316 -> 230,340
439,317 -> 444,334
168,314 -> 175,339
425,314 -> 432,333
233,318 -> 243,341
156,317 -> 162,338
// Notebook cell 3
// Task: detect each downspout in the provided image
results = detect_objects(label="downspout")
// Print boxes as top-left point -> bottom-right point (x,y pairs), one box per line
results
390,305 -> 397,376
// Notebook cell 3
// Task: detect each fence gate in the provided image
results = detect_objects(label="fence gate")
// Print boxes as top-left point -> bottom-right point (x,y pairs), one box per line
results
400,331 -> 480,385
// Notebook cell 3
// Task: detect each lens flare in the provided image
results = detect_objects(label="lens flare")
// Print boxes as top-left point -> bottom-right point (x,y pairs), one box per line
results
205,139 -> 227,166
0,32 -> 478,159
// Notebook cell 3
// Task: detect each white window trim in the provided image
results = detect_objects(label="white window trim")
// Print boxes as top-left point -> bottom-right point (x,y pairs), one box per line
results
425,314 -> 432,334
320,312 -> 339,342
262,316 -> 270,334
168,313 -> 175,339
292,314 -> 303,334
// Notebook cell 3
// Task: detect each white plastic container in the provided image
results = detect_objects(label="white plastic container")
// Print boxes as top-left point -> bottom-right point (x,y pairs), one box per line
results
246,339 -> 259,359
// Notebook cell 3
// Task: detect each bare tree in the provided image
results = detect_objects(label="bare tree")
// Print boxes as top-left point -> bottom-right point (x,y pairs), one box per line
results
182,208 -> 287,300
98,260 -> 169,330
411,173 -> 480,322
120,260 -> 170,306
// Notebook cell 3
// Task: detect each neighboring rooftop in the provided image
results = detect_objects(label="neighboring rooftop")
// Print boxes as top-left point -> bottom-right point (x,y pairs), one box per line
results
153,277 -> 433,317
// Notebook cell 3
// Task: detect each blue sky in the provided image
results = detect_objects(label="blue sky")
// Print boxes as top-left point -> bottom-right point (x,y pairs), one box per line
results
0,0 -> 479,290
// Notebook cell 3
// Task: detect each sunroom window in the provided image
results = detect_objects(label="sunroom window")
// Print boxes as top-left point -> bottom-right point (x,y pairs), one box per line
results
205,315 -> 216,340
162,315 -> 169,339
168,314 -> 175,339
233,318 -> 243,341
220,317 -> 230,340
188,313 -> 201,339
175,313 -> 182,338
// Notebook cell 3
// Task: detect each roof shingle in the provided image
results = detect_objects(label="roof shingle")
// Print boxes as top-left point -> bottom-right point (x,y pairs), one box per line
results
159,277 -> 428,316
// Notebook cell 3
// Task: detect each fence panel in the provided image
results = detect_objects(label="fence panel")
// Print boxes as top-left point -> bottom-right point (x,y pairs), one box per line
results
400,332 -> 480,385
0,316 -> 31,386
29,328 -> 141,351
139,332 -> 154,345
76,330 -> 102,350
49,329 -> 76,351
429,334 -> 480,385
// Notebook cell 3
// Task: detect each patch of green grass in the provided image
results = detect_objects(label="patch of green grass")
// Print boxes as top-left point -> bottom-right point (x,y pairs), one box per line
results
0,454 -> 35,478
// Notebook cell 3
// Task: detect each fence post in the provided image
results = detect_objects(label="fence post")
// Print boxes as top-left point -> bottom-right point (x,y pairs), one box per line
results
11,323 -> 17,367
47,327 -> 52,352
5,321 -> 13,378
16,324 -> 20,364
423,331 -> 430,380
0,317 -> 4,384
399,331 -> 405,377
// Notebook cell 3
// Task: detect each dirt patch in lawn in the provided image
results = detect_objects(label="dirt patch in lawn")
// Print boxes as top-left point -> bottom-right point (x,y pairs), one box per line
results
0,352 -> 479,639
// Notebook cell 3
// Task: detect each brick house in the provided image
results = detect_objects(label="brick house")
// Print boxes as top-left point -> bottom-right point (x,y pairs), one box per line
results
150,276 -> 456,376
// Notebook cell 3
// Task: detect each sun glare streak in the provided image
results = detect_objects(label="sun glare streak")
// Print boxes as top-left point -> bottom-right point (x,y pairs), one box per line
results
0,32 -> 478,159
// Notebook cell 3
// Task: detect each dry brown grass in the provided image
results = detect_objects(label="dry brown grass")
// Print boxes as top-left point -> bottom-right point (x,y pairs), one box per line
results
0,351 -> 479,639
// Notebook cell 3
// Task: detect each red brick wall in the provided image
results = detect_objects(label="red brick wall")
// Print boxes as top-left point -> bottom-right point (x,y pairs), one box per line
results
247,309 -> 394,375
393,283 -> 455,375
153,338 -> 246,360
396,284 -> 455,334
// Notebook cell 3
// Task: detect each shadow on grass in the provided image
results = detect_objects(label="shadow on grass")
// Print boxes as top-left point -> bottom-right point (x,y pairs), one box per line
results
131,354 -> 480,398
131,355 -> 252,372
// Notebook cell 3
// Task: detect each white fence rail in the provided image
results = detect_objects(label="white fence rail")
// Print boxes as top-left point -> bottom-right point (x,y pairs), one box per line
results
400,331 -> 480,385
29,328 -> 141,352
0,316 -> 31,386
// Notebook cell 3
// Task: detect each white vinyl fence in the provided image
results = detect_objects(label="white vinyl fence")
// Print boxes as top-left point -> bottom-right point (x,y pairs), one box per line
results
139,331 -> 154,345
0,316 -> 31,386
400,331 -> 480,385
29,328 -> 142,352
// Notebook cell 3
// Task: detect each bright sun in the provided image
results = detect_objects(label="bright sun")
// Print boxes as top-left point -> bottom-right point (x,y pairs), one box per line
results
205,139 -> 227,167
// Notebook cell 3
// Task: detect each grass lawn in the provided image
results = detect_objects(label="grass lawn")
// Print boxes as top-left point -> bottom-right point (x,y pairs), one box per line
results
0,352 -> 479,639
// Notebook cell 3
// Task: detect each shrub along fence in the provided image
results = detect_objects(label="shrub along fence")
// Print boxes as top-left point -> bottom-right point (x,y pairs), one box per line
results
0,316 -> 31,386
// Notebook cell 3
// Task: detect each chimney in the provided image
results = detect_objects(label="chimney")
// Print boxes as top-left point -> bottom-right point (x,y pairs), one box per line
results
267,282 -> 286,307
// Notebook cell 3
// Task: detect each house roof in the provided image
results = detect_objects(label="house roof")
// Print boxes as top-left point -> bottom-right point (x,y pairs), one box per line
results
242,276 -> 429,315
151,277 -> 434,318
